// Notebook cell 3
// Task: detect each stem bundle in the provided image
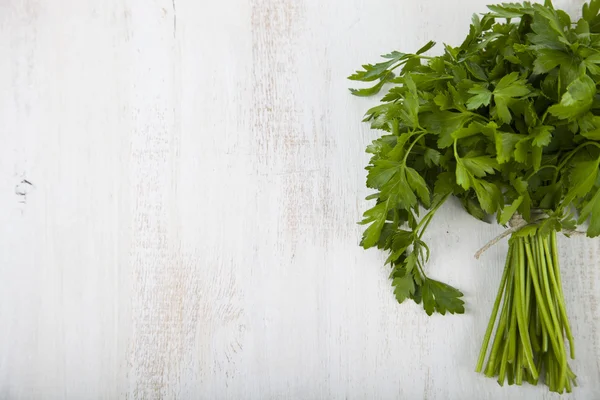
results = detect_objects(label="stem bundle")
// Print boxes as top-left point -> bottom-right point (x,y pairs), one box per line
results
476,230 -> 576,393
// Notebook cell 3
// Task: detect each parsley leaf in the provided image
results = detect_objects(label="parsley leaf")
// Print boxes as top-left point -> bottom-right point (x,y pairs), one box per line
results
420,279 -> 465,316
350,0 -> 600,320
467,85 -> 492,109
548,75 -> 596,119
493,72 -> 531,124
578,188 -> 600,237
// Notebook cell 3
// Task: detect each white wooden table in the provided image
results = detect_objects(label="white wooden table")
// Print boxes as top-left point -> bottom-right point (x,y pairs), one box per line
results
1,0 -> 598,398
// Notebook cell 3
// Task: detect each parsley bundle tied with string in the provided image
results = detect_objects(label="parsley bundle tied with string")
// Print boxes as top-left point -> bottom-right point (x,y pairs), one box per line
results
349,0 -> 600,393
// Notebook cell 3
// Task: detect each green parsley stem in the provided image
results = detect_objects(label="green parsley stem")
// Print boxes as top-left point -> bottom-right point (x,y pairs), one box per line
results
516,239 -> 538,378
555,141 -> 600,179
476,243 -> 512,372
479,231 -> 575,392
403,132 -> 428,164
416,193 -> 450,238
525,237 -> 561,360
525,164 -> 558,181
549,232 -> 575,358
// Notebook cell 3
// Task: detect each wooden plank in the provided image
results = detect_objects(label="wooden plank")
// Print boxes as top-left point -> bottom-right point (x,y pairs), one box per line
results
0,0 -> 598,399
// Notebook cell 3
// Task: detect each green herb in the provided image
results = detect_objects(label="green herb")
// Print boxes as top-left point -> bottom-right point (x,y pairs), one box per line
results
350,0 -> 600,393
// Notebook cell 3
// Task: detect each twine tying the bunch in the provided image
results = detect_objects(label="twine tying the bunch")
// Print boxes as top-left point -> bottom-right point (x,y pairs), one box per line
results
474,211 -> 586,260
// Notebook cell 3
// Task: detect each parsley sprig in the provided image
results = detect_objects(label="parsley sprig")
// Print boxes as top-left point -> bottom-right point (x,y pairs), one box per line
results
351,0 -> 600,315
351,0 -> 600,392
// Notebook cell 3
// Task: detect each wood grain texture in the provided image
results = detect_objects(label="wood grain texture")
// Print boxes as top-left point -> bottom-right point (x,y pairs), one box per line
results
0,0 -> 598,399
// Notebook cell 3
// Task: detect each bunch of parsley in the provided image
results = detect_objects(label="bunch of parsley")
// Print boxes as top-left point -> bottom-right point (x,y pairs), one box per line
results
350,0 -> 600,392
